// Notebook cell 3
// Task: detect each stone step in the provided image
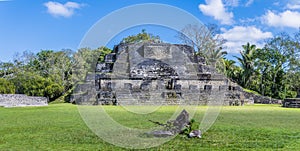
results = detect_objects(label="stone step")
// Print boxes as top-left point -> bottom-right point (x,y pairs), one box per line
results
112,62 -> 129,73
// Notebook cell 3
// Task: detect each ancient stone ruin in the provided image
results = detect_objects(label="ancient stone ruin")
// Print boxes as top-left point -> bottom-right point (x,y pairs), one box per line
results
283,90 -> 300,108
73,42 -> 251,106
148,109 -> 191,137
0,94 -> 48,107
147,109 -> 202,138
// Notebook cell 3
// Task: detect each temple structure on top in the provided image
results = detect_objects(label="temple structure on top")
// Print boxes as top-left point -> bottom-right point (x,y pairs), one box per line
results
74,42 -> 248,105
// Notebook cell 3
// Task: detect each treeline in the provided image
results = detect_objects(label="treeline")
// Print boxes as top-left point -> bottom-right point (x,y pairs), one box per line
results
0,30 -> 157,102
221,33 -> 300,99
178,24 -> 300,99
0,47 -> 111,102
1,29 -> 299,102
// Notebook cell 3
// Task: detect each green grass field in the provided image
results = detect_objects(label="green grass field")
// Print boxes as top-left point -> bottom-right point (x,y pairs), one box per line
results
0,104 -> 299,150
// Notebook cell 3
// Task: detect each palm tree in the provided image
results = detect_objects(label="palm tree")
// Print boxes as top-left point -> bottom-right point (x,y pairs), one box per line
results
234,43 -> 257,88
223,59 -> 236,78
206,47 -> 227,67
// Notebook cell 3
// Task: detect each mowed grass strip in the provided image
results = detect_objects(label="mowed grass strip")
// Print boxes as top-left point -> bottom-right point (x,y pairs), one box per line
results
0,104 -> 299,150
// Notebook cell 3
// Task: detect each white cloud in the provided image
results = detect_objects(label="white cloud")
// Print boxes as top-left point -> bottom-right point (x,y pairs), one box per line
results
285,0 -> 300,9
199,0 -> 234,25
239,17 -> 257,24
220,26 -> 273,53
224,0 -> 239,7
245,0 -> 254,7
44,1 -> 84,18
262,10 -> 300,28
287,4 -> 300,10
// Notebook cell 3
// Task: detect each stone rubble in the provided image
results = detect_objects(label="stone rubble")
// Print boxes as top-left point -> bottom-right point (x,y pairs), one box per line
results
0,94 -> 48,107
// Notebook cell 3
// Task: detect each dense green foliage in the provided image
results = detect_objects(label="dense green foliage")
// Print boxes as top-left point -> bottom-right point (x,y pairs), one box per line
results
0,78 -> 15,94
0,47 -> 112,101
234,43 -> 257,88
121,29 -> 161,44
178,24 -> 299,99
72,47 -> 112,83
0,31 -> 161,102
0,104 -> 299,150
223,31 -> 300,99
11,72 -> 55,97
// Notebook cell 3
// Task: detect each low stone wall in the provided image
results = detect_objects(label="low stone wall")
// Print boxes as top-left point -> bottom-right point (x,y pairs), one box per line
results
0,94 -> 48,107
242,91 -> 282,104
283,98 -> 300,108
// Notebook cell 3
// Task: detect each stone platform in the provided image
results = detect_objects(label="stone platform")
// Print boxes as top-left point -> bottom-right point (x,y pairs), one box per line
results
73,42 -> 251,106
283,98 -> 300,108
282,90 -> 300,108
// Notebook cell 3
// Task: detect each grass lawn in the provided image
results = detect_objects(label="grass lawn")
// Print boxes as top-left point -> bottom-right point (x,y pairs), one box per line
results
0,104 -> 299,150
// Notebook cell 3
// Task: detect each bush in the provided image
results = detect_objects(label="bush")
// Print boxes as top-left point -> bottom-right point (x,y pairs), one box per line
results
11,72 -> 64,101
45,83 -> 64,101
279,91 -> 297,99
0,78 -> 15,94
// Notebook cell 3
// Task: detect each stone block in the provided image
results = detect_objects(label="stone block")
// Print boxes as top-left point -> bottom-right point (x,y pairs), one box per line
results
204,85 -> 212,90
124,83 -> 132,90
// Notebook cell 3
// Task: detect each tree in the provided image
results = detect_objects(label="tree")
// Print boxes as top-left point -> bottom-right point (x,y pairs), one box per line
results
10,72 -> 64,101
26,49 -> 75,93
221,30 -> 300,99
286,71 -> 300,97
52,49 -> 74,91
0,78 -> 15,94
0,62 -> 15,78
256,33 -> 300,98
207,47 -> 227,68
234,43 -> 257,88
121,29 -> 161,44
253,53 -> 272,96
4,49 -> 75,101
31,50 -> 55,77
222,59 -> 237,79
0,46 -> 113,102
45,83 -> 64,100
177,24 -> 226,58
96,46 -> 113,63
73,47 -> 112,83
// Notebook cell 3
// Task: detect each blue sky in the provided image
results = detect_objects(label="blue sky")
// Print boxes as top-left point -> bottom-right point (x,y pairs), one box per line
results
1,0 -> 300,62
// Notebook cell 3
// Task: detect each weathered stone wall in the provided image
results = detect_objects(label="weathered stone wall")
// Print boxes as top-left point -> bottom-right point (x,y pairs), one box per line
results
282,98 -> 300,108
242,91 -> 282,104
281,90 -> 300,108
0,94 -> 48,107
